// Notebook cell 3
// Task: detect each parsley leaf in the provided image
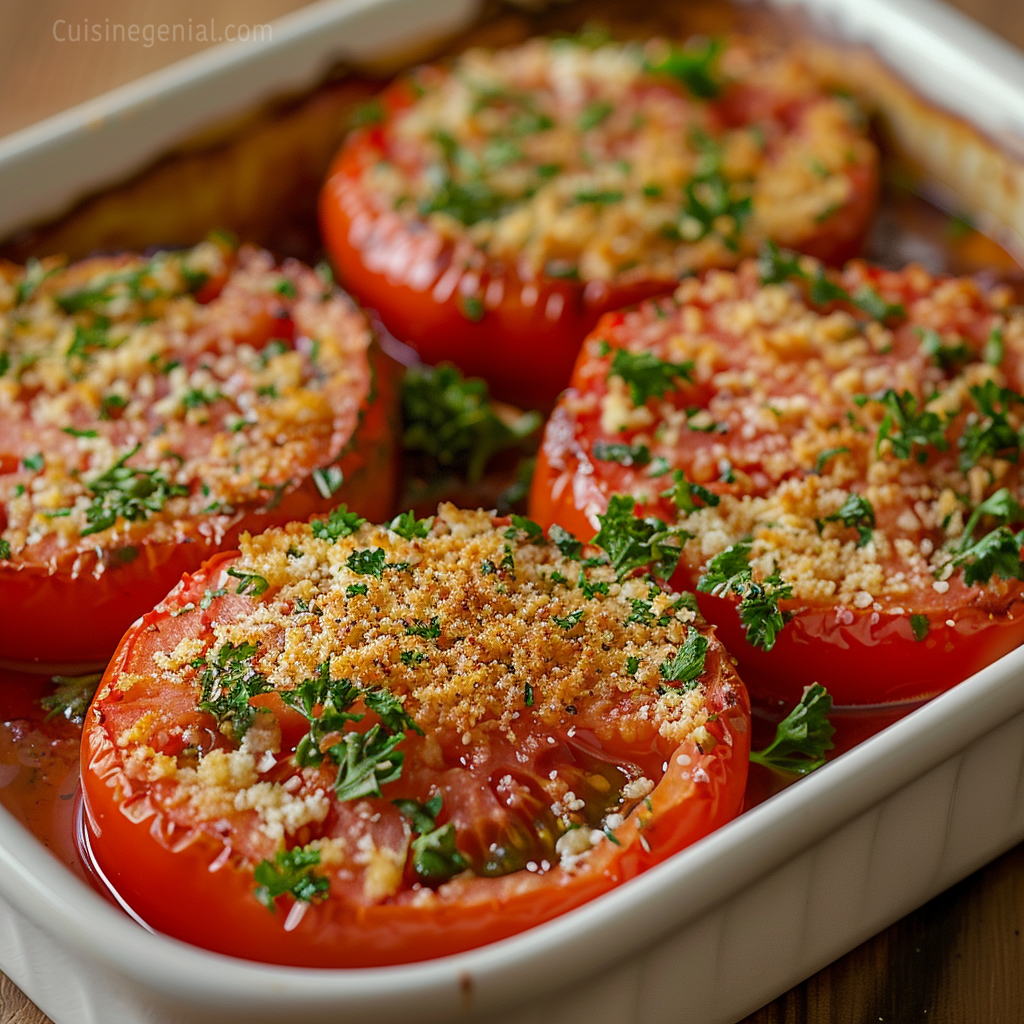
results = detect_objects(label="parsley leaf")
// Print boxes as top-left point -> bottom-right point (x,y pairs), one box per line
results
813,446 -> 849,474
402,363 -> 540,483
549,524 -> 583,560
958,380 -> 1024,471
577,100 -> 614,130
749,683 -> 835,775
552,609 -> 584,630
950,488 -> 1024,586
658,631 -> 708,688
661,468 -> 720,513
389,510 -> 434,540
254,846 -> 330,910
196,642 -> 271,741
81,444 -> 188,536
312,466 -> 345,498
312,504 -> 366,542
394,794 -> 468,882
330,726 -> 406,802
405,617 -> 441,640
910,614 -> 930,642
346,547 -> 386,579
592,494 -> 688,580
821,493 -> 875,548
593,440 -> 652,466
916,327 -> 971,371
41,671 -> 103,725
855,390 -> 949,463
697,541 -> 793,651
226,567 -> 269,597
608,348 -> 694,406
644,38 -> 722,99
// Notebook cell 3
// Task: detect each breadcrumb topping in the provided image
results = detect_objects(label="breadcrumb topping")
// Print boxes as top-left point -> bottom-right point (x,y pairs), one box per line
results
546,255 -> 1024,613
357,35 -> 874,283
209,504 -> 713,744
0,241 -> 372,569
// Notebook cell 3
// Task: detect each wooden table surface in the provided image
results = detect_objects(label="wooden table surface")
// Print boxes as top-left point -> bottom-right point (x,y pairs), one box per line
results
2,1 -> 1024,1021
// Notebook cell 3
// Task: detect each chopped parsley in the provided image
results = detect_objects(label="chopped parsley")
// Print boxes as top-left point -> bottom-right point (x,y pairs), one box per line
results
855,389 -> 949,464
346,547 -> 387,579
226,567 -> 269,598
758,242 -> 904,322
402,363 -> 540,483
577,100 -> 614,131
958,380 -> 1024,471
405,617 -> 441,640
400,651 -> 427,667
549,524 -> 583,560
910,614 -> 930,642
643,38 -> 722,99
552,609 -> 584,630
591,494 -> 688,580
821,493 -> 875,548
985,326 -> 1005,366
41,671 -> 103,725
346,583 -> 368,597
394,795 -> 468,882
697,541 -> 793,651
312,504 -> 366,542
389,510 -> 434,540
254,846 -> 330,910
81,444 -> 188,537
196,641 -> 271,741
608,348 -> 694,406
661,468 -> 720,513
658,631 -> 708,689
0,539 -> 9,560
22,453 -> 44,472
813,446 -> 849,474
524,681 -> 535,707
312,466 -> 345,499
917,327 -> 971,371
950,488 -> 1024,586
593,440 -> 652,466
749,683 -> 835,775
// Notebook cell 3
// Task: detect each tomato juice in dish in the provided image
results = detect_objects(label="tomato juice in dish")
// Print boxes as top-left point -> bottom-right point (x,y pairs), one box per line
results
319,33 -> 878,406
530,252 -> 1024,706
78,504 -> 749,967
0,239 -> 399,666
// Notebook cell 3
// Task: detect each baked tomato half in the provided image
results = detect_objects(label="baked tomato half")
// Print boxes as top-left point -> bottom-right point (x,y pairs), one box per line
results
0,238 -> 398,666
530,251 -> 1024,706
320,34 -> 878,407
79,504 -> 749,967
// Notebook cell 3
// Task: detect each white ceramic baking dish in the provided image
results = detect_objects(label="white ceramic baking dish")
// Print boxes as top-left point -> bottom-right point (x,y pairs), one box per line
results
2,1 -> 1024,1021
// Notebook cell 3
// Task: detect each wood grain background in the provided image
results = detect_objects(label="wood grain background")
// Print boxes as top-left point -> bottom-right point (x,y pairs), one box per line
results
1,1 -> 1023,1021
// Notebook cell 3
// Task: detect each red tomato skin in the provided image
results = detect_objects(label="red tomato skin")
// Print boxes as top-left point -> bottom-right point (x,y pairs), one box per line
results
0,346 -> 400,668
79,551 -> 750,968
529,435 -> 1024,708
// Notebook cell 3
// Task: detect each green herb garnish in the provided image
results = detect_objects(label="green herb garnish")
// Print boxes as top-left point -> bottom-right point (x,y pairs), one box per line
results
749,684 -> 834,775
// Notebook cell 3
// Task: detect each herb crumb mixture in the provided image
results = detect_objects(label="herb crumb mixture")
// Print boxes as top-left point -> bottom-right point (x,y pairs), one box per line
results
175,505 -> 714,746
361,35 -> 874,281
547,253 -> 1024,618
0,239 -> 370,566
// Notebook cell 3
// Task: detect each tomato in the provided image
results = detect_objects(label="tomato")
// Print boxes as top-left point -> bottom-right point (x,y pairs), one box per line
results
529,257 -> 1024,705
79,507 -> 749,966
320,37 -> 878,407
0,241 -> 400,667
